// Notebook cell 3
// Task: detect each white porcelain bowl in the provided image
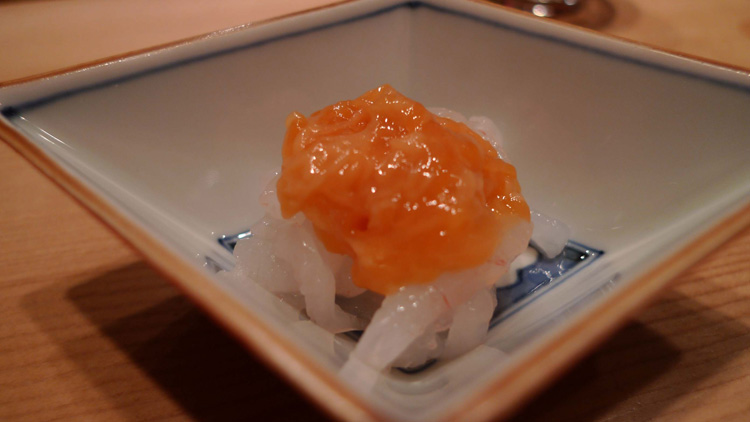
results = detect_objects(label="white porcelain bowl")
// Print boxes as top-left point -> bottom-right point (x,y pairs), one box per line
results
2,1 -> 749,421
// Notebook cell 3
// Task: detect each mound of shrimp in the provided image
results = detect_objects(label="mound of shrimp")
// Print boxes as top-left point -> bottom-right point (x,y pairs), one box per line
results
223,85 -> 532,373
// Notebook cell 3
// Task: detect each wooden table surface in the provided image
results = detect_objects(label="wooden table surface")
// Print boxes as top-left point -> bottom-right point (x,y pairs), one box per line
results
1,1 -> 749,421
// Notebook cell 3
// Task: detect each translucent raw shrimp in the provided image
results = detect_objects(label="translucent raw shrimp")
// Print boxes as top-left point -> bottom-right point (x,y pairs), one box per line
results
224,176 -> 366,333
228,85 -> 534,375
342,217 -> 531,373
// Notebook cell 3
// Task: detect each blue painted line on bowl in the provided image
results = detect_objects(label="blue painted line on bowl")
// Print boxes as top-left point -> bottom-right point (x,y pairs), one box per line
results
489,240 -> 603,328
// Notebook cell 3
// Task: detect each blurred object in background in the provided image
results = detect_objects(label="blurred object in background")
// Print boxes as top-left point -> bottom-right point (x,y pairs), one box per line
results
501,0 -> 582,18
498,0 -> 616,30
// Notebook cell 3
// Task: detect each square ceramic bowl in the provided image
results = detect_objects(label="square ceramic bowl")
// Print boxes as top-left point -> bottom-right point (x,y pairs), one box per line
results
2,0 -> 749,421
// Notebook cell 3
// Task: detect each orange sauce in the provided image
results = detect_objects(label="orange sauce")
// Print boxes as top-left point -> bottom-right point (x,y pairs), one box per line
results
277,85 -> 529,295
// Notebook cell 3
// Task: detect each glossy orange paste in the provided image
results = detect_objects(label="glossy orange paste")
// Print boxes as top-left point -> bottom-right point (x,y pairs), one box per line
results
277,85 -> 529,295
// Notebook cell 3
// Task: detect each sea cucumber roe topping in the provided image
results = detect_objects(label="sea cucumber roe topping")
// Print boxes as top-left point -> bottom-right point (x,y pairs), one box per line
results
277,85 -> 530,296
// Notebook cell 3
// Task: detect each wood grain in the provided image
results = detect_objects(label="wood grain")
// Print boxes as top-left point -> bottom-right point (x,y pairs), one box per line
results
1,1 -> 749,421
